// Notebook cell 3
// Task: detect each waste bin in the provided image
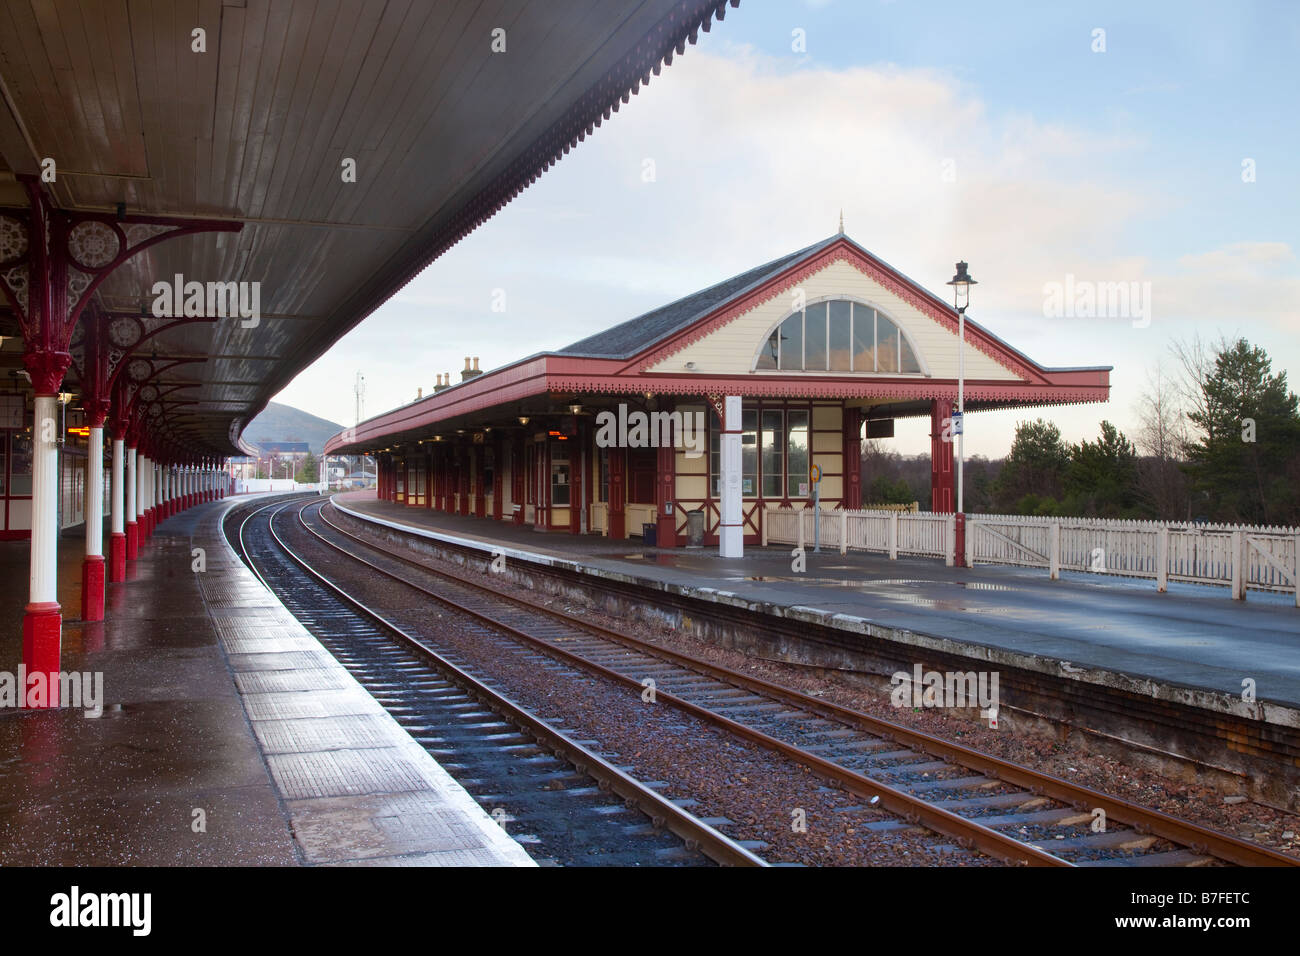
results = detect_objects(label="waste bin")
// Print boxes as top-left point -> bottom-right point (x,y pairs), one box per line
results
642,522 -> 657,548
686,509 -> 706,547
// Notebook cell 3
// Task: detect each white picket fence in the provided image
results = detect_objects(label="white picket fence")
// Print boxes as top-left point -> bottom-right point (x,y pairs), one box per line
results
234,479 -> 325,494
966,513 -> 1299,601
763,507 -> 1300,603
764,507 -> 956,566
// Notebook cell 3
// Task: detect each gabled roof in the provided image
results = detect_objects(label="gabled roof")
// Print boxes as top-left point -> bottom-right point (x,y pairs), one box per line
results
326,232 -> 1112,456
557,235 -> 842,359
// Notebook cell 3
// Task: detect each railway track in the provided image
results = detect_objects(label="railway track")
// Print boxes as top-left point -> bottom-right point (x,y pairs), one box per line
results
306,496 -> 1299,868
228,496 -> 765,868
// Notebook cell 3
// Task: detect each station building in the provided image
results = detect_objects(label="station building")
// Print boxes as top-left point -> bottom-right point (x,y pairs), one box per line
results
326,233 -> 1110,550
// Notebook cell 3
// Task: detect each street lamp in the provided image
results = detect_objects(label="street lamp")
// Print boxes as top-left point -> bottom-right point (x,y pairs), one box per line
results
946,261 -> 977,516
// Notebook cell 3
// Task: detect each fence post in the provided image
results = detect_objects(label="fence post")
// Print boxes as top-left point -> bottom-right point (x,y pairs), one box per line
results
945,515 -> 955,567
889,511 -> 898,560
1294,533 -> 1299,609
1049,522 -> 1061,580
1231,530 -> 1245,600
761,507 -> 768,548
840,509 -> 847,556
1156,526 -> 1169,593
964,516 -> 974,568
797,509 -> 804,551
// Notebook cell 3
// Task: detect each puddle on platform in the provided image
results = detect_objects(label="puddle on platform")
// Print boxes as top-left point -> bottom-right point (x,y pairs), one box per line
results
620,552 -> 683,566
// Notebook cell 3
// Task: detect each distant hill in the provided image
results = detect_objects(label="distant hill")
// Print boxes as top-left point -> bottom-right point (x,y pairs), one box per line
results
242,402 -> 345,455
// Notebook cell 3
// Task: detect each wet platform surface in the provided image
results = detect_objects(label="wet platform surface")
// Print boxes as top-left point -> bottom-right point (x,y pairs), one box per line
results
0,495 -> 533,866
335,493 -> 1300,709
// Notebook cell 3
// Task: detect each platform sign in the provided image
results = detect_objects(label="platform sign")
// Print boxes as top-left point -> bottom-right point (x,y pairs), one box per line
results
810,465 -> 823,552
951,411 -> 964,435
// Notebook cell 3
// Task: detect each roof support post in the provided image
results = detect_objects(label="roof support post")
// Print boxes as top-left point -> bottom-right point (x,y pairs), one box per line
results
125,444 -> 138,561
843,406 -> 862,511
22,391 -> 62,706
718,395 -> 742,558
930,398 -> 955,514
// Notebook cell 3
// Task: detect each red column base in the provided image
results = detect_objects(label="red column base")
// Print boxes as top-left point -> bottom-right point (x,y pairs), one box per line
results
21,603 -> 62,708
109,532 -> 127,582
126,521 -> 139,559
954,513 -> 967,568
80,555 -> 106,622
657,513 -> 678,548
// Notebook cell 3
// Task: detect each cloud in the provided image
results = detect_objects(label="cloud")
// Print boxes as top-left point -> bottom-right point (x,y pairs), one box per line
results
275,46 -> 1295,458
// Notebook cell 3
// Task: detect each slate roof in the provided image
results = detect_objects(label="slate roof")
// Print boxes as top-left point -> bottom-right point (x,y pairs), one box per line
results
556,235 -> 842,359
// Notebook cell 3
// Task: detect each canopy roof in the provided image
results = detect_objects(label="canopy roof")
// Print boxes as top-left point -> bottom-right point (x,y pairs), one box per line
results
0,0 -> 735,456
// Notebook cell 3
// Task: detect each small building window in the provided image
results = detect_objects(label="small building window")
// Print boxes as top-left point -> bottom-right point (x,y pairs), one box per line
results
550,443 -> 570,506
761,410 -> 783,498
710,408 -> 758,497
786,411 -> 809,498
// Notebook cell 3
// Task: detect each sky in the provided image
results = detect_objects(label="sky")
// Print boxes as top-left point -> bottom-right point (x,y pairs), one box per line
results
272,0 -> 1300,458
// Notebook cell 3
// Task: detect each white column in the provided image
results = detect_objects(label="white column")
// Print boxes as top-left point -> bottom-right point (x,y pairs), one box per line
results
112,438 -> 125,535
719,395 -> 743,559
138,454 -> 148,520
127,448 -> 137,523
86,425 -> 104,558
28,394 -> 60,607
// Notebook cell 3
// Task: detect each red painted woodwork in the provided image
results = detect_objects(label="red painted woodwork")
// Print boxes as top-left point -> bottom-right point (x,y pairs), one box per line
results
512,437 -> 526,525
930,399 -> 955,514
474,446 -> 486,518
655,439 -> 676,548
458,448 -> 470,516
608,448 -> 626,539
492,442 -> 503,520
843,406 -> 862,510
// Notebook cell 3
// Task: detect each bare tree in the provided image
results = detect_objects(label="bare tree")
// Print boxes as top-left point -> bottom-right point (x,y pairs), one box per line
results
1170,332 -> 1232,451
1133,361 -> 1190,519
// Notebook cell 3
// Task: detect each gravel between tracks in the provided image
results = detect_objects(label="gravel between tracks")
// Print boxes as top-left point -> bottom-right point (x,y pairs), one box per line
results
289,509 -> 997,866
329,506 -> 1300,862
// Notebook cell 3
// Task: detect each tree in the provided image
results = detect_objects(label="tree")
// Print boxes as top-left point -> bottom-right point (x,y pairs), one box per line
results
1184,338 -> 1300,525
867,473 -> 917,506
991,419 -> 1071,512
1132,363 -> 1190,519
1064,421 -> 1139,517
295,453 -> 319,483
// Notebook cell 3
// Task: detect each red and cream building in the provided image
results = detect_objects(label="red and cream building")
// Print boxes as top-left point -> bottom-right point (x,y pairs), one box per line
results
327,233 -> 1110,553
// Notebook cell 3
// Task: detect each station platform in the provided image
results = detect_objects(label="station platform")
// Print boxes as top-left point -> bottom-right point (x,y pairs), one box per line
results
0,494 -> 534,867
333,493 -> 1300,714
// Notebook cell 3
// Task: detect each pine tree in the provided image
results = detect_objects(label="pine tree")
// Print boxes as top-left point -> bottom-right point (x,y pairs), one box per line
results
992,419 -> 1071,513
1185,338 -> 1300,525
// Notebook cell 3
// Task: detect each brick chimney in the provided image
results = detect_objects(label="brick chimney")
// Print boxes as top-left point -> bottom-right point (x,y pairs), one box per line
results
460,356 -> 483,382
433,373 -> 451,393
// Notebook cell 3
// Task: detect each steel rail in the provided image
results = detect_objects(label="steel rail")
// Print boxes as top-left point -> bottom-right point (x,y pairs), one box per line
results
241,499 -> 766,868
315,499 -> 1300,868
303,500 -> 1075,866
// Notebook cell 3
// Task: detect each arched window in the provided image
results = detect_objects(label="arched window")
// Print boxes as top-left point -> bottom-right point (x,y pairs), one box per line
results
755,299 -> 922,374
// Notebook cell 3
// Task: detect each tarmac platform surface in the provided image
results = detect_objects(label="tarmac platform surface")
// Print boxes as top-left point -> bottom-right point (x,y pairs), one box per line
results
0,494 -> 533,867
333,493 -> 1300,711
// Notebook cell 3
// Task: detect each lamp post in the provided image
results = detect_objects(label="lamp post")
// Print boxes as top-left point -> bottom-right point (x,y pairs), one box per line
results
945,261 -> 976,516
